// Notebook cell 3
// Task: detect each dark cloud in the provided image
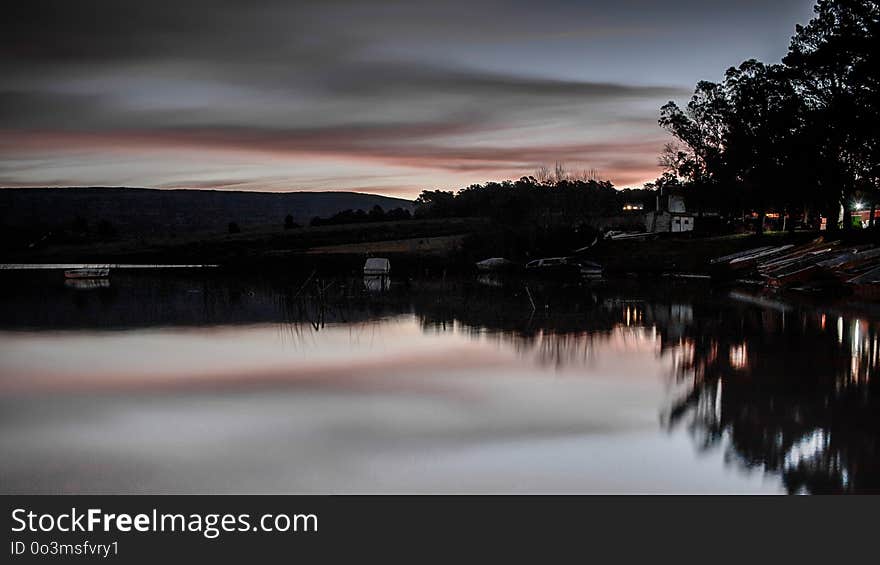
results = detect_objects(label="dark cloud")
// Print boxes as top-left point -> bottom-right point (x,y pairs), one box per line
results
0,0 -> 817,192
2,1 -> 322,64
0,126 -> 661,177
0,91 -> 115,128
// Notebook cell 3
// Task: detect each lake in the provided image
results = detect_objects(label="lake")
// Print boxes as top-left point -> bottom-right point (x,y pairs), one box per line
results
0,270 -> 877,493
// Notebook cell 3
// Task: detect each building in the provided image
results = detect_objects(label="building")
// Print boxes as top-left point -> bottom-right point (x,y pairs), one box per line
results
644,188 -> 694,233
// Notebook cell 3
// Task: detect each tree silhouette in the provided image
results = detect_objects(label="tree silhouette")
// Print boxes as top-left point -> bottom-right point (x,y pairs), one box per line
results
723,60 -> 804,233
654,0 -> 880,233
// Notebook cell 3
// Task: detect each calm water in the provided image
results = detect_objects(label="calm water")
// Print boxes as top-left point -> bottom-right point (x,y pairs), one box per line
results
1,271 -> 877,493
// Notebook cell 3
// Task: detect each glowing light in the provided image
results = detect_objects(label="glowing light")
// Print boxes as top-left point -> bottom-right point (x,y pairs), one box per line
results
729,343 -> 748,370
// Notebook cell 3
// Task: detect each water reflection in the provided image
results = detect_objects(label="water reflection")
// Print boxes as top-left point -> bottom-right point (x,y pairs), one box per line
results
660,293 -> 880,494
0,272 -> 878,493
64,278 -> 111,290
363,275 -> 391,292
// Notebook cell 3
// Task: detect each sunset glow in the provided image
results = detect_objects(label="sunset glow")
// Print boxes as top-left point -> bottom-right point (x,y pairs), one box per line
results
0,1 -> 817,197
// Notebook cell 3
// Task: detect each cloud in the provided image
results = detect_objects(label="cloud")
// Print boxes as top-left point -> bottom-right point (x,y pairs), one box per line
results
0,125 -> 662,187
10,0 -> 804,193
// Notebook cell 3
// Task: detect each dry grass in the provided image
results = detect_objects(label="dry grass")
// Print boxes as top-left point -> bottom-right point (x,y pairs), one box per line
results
304,234 -> 466,255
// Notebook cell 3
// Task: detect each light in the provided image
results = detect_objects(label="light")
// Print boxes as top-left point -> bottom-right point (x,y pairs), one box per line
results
854,201 -> 864,211
729,343 -> 748,370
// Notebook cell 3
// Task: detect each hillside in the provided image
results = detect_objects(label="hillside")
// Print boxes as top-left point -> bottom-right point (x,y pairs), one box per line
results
0,187 -> 414,236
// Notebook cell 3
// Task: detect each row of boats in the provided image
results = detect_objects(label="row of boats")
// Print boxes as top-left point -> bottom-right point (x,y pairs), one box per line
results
60,256 -> 602,282
476,256 -> 603,280
710,238 -> 880,296
364,256 -> 603,282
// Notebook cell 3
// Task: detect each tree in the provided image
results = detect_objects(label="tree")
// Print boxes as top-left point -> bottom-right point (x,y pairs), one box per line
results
284,214 -> 298,230
385,207 -> 412,221
414,190 -> 457,218
534,164 -> 552,185
658,80 -> 732,224
658,80 -> 732,222
659,80 -> 730,191
368,204 -> 385,221
553,161 -> 569,184
723,60 -> 805,233
783,0 -> 880,230
658,142 -> 690,178
228,221 -> 240,234
651,0 -> 880,233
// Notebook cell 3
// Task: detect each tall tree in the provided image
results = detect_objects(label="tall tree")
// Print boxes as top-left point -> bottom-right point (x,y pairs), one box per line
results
723,60 -> 805,233
784,0 -> 880,230
658,80 -> 731,219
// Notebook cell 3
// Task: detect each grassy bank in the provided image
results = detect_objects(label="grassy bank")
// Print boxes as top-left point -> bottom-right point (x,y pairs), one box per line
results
3,217 -> 480,267
5,214 -> 862,279
584,231 -> 822,275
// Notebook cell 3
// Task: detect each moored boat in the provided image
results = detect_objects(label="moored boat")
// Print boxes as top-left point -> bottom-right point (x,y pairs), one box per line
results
63,265 -> 110,279
475,257 -> 517,272
525,256 -> 602,281
847,265 -> 880,298
572,259 -> 604,280
363,257 -> 391,276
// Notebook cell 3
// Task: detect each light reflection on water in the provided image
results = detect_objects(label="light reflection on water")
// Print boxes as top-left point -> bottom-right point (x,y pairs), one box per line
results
0,272 -> 877,493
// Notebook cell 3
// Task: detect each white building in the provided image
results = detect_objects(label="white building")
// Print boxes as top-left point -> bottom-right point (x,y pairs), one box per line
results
645,190 -> 694,233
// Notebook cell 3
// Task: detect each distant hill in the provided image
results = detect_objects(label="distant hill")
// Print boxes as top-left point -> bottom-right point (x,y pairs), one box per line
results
0,187 -> 414,236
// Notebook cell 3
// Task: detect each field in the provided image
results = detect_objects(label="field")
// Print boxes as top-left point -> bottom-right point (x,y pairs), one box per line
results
3,204 -> 843,279
3,217 -> 481,269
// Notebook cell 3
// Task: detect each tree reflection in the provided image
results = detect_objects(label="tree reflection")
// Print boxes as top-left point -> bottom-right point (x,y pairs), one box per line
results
3,271 -> 879,492
663,298 -> 880,493
412,281 -> 622,368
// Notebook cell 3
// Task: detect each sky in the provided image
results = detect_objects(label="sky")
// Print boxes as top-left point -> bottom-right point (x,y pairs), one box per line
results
0,0 -> 818,198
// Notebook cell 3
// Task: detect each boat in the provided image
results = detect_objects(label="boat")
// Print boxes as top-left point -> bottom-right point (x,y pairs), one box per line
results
63,265 -> 110,279
763,246 -> 841,288
571,258 -> 604,280
525,256 -> 574,273
604,231 -> 653,241
709,245 -> 794,279
662,272 -> 712,281
824,247 -> 880,280
710,246 -> 774,265
363,257 -> 391,276
475,257 -> 517,272
729,245 -> 795,269
847,265 -> 880,298
757,241 -> 839,275
525,256 -> 602,280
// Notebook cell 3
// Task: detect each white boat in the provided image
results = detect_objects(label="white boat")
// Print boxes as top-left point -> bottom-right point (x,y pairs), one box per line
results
525,257 -> 569,271
363,257 -> 391,276
63,266 -> 110,279
475,257 -> 516,272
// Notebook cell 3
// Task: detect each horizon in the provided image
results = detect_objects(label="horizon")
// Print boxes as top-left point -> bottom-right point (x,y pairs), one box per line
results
0,185 -> 419,200
1,1 -> 817,198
